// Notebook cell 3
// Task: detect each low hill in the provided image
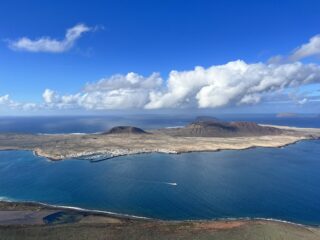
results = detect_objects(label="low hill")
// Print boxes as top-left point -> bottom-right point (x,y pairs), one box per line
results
104,126 -> 148,135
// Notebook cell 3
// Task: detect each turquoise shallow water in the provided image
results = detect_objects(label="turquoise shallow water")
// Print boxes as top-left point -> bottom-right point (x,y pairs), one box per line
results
0,140 -> 320,225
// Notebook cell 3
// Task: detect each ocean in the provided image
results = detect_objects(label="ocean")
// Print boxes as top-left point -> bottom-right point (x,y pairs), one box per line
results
0,114 -> 319,134
0,115 -> 319,225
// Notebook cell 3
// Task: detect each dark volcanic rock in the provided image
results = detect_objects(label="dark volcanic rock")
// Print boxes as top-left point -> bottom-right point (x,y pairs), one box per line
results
105,126 -> 148,135
160,117 -> 284,137
229,121 -> 283,135
185,117 -> 237,137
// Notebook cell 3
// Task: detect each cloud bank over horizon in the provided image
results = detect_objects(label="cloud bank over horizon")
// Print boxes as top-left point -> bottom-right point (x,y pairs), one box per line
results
2,33 -> 320,113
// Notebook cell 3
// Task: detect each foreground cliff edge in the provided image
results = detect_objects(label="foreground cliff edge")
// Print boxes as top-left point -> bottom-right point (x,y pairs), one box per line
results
0,201 -> 320,240
0,118 -> 319,161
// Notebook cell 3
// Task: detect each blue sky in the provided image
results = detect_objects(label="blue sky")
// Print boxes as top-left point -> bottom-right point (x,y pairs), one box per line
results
1,0 -> 320,114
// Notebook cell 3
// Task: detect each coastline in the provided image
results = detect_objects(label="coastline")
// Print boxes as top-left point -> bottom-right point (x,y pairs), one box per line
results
1,124 -> 319,161
0,134 -> 316,162
22,134 -> 320,161
42,136 -> 319,162
0,200 -> 150,221
0,199 -> 318,227
1,200 -> 320,240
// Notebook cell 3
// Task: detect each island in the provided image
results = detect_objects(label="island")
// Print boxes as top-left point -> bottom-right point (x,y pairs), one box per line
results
0,117 -> 319,161
1,117 -> 320,239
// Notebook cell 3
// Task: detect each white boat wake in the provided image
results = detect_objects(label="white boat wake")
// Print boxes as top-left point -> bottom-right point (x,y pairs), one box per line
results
147,181 -> 177,186
166,182 -> 178,186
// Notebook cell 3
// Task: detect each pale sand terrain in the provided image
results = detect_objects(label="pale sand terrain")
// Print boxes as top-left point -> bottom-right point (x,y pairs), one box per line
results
0,125 -> 319,160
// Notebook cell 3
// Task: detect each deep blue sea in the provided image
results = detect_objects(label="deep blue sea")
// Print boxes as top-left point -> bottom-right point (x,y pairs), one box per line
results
0,115 -> 319,225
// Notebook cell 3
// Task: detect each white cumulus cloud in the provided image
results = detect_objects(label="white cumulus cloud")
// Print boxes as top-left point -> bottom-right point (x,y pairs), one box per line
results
41,72 -> 163,110
3,33 -> 320,112
42,89 -> 57,103
9,24 -> 93,53
37,60 -> 320,111
145,61 -> 320,109
0,94 -> 21,108
3,60 -> 320,112
0,94 -> 38,111
289,34 -> 320,61
0,95 -> 12,105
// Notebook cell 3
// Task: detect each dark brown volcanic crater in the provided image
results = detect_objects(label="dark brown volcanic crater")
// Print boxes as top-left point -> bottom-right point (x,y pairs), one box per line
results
105,126 -> 148,135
